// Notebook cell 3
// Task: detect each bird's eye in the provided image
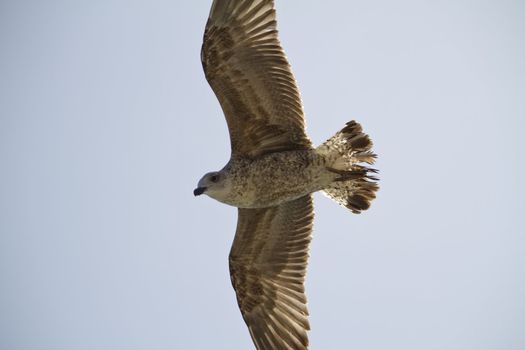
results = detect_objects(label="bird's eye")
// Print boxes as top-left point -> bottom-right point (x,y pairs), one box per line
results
210,175 -> 219,183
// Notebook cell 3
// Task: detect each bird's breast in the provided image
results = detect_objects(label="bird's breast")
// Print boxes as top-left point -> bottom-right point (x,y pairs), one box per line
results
226,151 -> 328,208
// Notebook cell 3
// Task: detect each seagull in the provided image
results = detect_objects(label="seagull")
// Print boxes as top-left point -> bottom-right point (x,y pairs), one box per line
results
194,1 -> 379,349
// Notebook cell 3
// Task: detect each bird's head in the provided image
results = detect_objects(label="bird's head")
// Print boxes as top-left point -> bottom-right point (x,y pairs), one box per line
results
194,170 -> 231,201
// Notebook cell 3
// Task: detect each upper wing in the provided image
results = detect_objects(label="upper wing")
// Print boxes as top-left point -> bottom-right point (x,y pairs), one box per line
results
202,0 -> 312,158
229,195 -> 314,350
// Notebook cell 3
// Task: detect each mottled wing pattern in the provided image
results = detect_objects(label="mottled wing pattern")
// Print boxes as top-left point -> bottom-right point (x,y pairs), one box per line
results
229,195 -> 314,350
202,0 -> 312,158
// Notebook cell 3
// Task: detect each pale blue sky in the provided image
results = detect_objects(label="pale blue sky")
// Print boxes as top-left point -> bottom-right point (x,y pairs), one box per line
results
1,1 -> 524,349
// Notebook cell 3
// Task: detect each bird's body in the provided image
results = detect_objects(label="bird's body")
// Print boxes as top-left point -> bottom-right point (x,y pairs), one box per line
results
212,150 -> 330,208
194,1 -> 379,349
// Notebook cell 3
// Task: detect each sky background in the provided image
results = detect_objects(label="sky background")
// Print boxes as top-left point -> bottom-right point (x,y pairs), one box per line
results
1,1 -> 524,349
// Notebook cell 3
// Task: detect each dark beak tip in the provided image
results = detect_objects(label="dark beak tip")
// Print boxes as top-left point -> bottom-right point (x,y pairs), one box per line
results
193,187 -> 205,196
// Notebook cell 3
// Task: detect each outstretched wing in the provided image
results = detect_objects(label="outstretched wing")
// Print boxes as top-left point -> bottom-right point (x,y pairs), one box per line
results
229,195 -> 314,350
202,0 -> 312,158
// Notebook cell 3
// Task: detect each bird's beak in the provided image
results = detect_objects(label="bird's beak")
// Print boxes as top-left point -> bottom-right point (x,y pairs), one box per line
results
193,187 -> 206,196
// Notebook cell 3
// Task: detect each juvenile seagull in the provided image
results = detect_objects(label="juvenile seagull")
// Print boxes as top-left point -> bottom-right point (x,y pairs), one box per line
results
195,1 -> 379,349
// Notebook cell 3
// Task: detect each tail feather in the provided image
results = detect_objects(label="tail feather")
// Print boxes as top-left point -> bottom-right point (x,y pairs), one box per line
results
317,121 -> 379,214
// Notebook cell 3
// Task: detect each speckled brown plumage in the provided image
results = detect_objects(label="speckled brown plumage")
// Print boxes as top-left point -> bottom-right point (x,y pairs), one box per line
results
202,0 -> 312,158
230,195 -> 313,350
197,1 -> 379,349
318,121 -> 379,214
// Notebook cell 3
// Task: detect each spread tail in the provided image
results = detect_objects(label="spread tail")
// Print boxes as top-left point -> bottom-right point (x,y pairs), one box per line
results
317,121 -> 379,214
